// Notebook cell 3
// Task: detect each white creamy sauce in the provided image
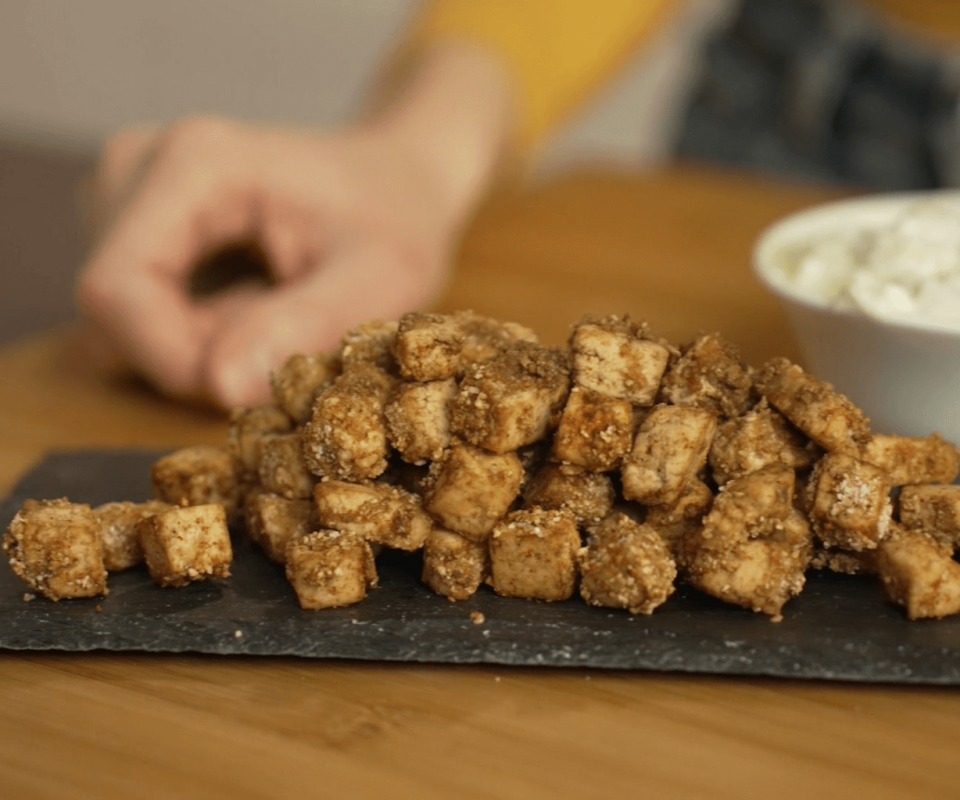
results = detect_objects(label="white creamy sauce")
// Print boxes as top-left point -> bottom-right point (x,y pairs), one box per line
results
787,197 -> 960,332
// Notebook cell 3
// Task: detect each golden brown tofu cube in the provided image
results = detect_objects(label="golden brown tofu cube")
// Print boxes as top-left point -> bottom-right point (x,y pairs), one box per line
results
658,333 -> 752,418
245,492 -> 318,563
136,504 -> 232,588
151,445 -> 242,518
644,479 -> 714,556
384,378 -> 456,464
899,484 -> 960,548
393,312 -> 464,381
257,432 -> 315,499
227,405 -> 293,482
93,499 -> 172,572
453,310 -> 538,373
551,386 -> 634,471
862,433 -> 960,486
808,452 -> 892,551
489,508 -> 581,601
421,527 -> 488,601
422,439 -> 524,541
708,399 -> 817,485
339,319 -> 399,372
569,315 -> 672,405
878,525 -> 960,619
697,466 -> 795,550
683,508 -> 812,621
809,547 -> 878,575
302,363 -> 394,482
579,513 -> 676,614
270,351 -> 340,425
522,462 -> 615,527
621,405 -> 717,506
450,341 -> 570,454
3,498 -> 108,601
285,530 -> 377,610
314,480 -> 432,551
754,357 -> 871,452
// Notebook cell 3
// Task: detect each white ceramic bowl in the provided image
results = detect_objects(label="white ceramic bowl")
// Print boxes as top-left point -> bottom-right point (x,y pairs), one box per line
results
753,192 -> 960,445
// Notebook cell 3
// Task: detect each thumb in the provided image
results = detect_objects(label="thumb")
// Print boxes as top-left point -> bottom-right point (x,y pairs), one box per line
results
203,237 -> 442,407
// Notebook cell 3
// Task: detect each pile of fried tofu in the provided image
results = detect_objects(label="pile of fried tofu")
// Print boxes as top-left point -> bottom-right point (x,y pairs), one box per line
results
5,310 -> 960,622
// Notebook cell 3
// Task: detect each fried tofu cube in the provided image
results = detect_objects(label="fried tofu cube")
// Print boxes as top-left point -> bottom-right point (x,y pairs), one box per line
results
93,499 -> 172,572
754,357 -> 871,452
621,405 -> 718,506
339,319 -> 399,372
569,315 -> 672,405
393,312 -> 464,381
579,513 -> 676,614
453,310 -> 538,373
270,351 -> 340,425
422,440 -> 524,541
693,465 -> 795,552
227,405 -> 293,482
314,480 -> 432,551
285,530 -> 377,610
522,463 -> 615,527
899,484 -> 960,548
708,399 -> 817,485
877,525 -> 960,619
644,479 -> 714,556
862,433 -> 960,486
810,547 -> 878,575
3,498 -> 108,601
808,452 -> 892,551
384,378 -> 456,464
551,386 -> 634,471
151,445 -> 241,518
244,491 -> 318,563
450,342 -> 570,454
658,332 -> 752,418
489,508 -> 580,601
135,504 -> 232,588
257,432 -> 315,499
302,363 -> 394,481
421,527 -> 488,601
683,509 -> 812,621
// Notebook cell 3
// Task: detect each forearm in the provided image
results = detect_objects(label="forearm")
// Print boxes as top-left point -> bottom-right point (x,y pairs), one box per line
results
366,41 -> 517,232
408,0 -> 674,149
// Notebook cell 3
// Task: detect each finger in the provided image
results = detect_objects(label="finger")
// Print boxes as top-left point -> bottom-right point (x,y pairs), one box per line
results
76,120 -> 259,397
203,237 -> 443,407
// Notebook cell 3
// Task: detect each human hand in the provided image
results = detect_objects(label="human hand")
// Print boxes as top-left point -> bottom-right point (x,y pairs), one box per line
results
77,45 -> 514,407
78,117 -> 464,407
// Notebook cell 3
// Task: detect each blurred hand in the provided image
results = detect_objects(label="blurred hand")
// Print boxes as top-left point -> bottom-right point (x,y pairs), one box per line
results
78,117 -> 462,407
77,45 -> 514,407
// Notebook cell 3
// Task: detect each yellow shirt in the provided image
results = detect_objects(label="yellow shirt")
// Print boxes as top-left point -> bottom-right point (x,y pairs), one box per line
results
409,0 -> 673,151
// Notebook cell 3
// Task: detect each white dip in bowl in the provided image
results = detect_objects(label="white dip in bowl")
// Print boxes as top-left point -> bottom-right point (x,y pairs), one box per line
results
754,191 -> 960,444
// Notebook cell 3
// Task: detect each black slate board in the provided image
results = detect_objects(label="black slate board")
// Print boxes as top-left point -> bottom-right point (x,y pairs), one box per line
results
1,449 -> 960,683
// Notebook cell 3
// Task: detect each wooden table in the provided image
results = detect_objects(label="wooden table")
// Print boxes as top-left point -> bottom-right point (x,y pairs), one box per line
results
1,165 -> 957,800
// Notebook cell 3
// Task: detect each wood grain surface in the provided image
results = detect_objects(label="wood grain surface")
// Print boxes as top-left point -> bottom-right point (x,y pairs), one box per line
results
2,165 -> 959,800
